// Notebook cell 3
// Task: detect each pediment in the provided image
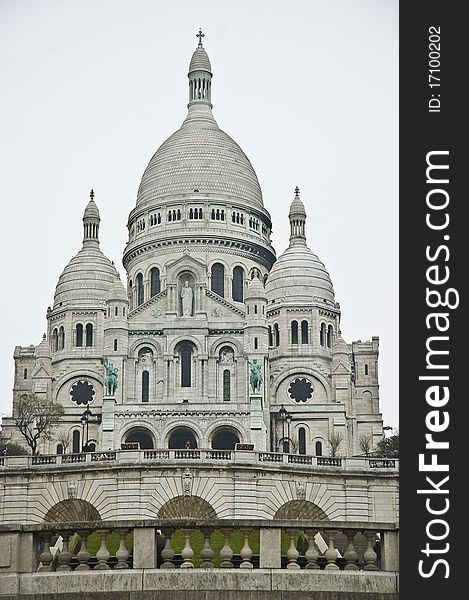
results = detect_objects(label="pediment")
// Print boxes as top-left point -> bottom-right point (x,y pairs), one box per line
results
165,252 -> 207,279
206,288 -> 245,319
332,361 -> 351,375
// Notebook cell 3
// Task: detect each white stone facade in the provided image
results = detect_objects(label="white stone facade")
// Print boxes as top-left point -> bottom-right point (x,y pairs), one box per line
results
2,35 -> 385,470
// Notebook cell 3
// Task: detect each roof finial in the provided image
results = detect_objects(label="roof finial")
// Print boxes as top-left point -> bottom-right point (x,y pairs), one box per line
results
90,189 -> 95,201
196,28 -> 205,48
294,186 -> 300,197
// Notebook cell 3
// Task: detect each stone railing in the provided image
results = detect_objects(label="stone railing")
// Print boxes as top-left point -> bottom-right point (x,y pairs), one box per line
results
0,450 -> 399,471
0,519 -> 398,574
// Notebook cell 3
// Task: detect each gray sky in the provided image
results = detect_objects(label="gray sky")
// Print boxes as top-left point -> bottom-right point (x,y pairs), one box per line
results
0,0 -> 398,428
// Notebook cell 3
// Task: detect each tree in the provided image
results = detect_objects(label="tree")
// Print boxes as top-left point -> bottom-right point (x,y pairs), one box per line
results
13,394 -> 64,455
358,435 -> 374,456
0,434 -> 28,456
328,431 -> 343,457
376,433 -> 399,458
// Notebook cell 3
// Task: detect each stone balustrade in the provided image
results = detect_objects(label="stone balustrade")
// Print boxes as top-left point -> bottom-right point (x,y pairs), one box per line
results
0,450 -> 398,472
0,519 -> 398,574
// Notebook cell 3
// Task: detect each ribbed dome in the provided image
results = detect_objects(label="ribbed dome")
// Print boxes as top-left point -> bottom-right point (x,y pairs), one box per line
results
106,276 -> 128,303
189,46 -> 211,73
136,116 -> 263,208
246,274 -> 266,300
265,243 -> 335,304
135,34 -> 264,210
265,191 -> 335,305
54,247 -> 118,307
35,334 -> 52,360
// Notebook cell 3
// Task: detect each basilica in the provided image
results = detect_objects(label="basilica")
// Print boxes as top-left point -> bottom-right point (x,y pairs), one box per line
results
2,33 -> 384,459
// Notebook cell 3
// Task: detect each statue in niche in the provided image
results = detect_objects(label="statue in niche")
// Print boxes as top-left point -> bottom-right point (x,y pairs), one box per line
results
249,359 -> 263,394
103,360 -> 118,396
181,280 -> 194,316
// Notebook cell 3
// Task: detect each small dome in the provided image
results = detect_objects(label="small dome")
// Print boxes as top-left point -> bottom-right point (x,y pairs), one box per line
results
266,244 -> 335,305
106,276 -> 128,303
54,247 -> 118,307
83,197 -> 100,219
35,334 -> 52,360
245,274 -> 266,300
333,331 -> 349,355
189,46 -> 211,73
289,196 -> 306,217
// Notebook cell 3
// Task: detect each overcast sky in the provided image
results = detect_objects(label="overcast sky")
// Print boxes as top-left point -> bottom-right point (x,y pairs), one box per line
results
0,0 -> 398,428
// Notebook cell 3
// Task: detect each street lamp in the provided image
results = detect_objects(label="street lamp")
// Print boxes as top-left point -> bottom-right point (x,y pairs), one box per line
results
80,405 -> 92,452
277,404 -> 292,453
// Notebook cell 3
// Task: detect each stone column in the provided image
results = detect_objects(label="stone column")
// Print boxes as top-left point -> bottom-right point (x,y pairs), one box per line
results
259,528 -> 281,569
381,530 -> 399,572
133,528 -> 157,569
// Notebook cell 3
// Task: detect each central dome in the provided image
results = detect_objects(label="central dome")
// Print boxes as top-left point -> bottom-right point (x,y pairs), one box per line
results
135,35 -> 264,210
136,120 -> 264,208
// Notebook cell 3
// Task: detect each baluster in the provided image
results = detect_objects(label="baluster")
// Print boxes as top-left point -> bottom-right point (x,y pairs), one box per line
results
239,528 -> 253,569
363,532 -> 379,571
38,533 -> 53,572
286,529 -> 300,570
75,530 -> 91,571
57,531 -> 73,571
344,531 -> 359,571
304,529 -> 320,569
160,529 -> 175,569
95,529 -> 110,570
219,529 -> 234,568
324,530 -> 340,570
200,528 -> 214,568
180,529 -> 195,568
115,528 -> 130,569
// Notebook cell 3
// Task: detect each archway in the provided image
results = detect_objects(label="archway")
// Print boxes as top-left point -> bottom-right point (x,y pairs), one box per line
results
274,500 -> 328,521
211,427 -> 240,450
158,495 -> 217,519
168,427 -> 198,449
124,427 -> 155,449
44,499 -> 101,523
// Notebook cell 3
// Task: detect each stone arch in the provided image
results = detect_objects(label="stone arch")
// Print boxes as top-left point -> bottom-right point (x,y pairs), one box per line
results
168,334 -> 203,355
44,499 -> 101,523
209,337 -> 243,357
210,425 -> 242,450
157,495 -> 217,519
130,338 -> 162,358
205,420 -> 247,447
274,500 -> 329,521
167,425 -> 199,449
120,420 -> 160,447
272,368 -> 331,403
53,372 -> 103,403
122,426 -> 155,449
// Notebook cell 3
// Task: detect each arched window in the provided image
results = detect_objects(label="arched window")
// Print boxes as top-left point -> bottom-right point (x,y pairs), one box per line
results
291,320 -> 299,344
223,369 -> 230,401
56,443 -> 64,455
211,263 -> 225,297
52,329 -> 58,353
76,323 -> 83,347
268,325 -> 273,347
168,427 -> 198,449
327,325 -> 333,348
72,430 -> 81,454
254,337 -> 258,349
298,428 -> 306,455
142,370 -> 149,402
180,343 -> 192,387
212,428 -> 240,450
23,368 -> 28,379
301,320 -> 309,344
150,267 -> 160,297
315,441 -> 323,457
364,363 -> 369,376
58,326 -> 65,350
274,323 -> 280,347
114,339 -> 118,351
320,323 -> 326,346
85,323 -> 93,347
136,273 -> 144,306
232,266 -> 244,302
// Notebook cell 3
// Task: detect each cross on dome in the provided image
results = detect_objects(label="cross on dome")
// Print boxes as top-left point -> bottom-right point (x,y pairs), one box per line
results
196,28 -> 205,47
90,189 -> 95,200
295,186 -> 300,197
